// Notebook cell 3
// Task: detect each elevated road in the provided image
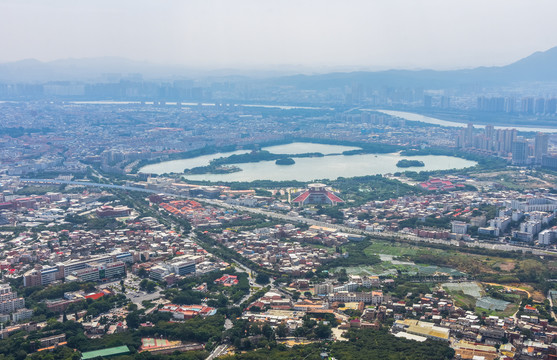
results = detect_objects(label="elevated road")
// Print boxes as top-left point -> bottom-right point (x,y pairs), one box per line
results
205,199 -> 556,257
21,178 -> 556,257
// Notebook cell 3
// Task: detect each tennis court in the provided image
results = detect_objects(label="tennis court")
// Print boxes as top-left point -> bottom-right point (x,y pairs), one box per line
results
141,338 -> 170,349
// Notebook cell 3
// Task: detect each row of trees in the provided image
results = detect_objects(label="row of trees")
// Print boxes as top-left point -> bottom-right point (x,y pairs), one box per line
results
330,174 -> 423,205
162,269 -> 250,306
2,306 -> 224,359
319,239 -> 381,271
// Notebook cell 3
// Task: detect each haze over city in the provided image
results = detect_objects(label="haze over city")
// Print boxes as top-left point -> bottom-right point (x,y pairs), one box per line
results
2,0 -> 557,70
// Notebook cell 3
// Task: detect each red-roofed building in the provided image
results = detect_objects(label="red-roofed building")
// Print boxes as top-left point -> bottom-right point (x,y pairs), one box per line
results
85,292 -> 105,300
96,205 -> 131,217
159,304 -> 216,319
292,183 -> 344,206
214,274 -> 238,287
419,178 -> 462,192
247,301 -> 265,311
0,202 -> 15,210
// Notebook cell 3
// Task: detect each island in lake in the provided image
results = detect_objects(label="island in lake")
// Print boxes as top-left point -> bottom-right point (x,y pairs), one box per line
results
183,165 -> 242,175
275,158 -> 295,165
396,159 -> 425,168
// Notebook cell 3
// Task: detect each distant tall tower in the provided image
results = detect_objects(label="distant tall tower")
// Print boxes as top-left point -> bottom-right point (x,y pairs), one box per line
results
535,98 -> 546,114
484,125 -> 495,151
502,129 -> 517,154
485,125 -> 494,139
521,97 -> 534,114
504,97 -> 515,113
511,138 -> 529,165
545,98 -> 557,114
534,132 -> 549,164
465,123 -> 474,147
441,96 -> 450,109
456,128 -> 467,148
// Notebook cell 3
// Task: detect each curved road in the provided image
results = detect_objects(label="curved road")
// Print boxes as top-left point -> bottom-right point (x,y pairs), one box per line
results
481,282 -> 531,299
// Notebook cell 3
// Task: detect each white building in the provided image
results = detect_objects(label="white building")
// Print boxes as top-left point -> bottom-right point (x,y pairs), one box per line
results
451,221 -> 468,234
511,197 -> 557,212
12,308 -> 33,323
520,220 -> 542,237
0,284 -> 25,315
149,266 -> 169,281
314,283 -> 334,295
329,291 -> 383,305
489,217 -> 511,233
539,229 -> 557,245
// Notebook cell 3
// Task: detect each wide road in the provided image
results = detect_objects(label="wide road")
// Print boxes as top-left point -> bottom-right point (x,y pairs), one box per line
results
548,292 -> 557,322
206,344 -> 229,360
22,178 -> 557,257
206,199 -> 556,257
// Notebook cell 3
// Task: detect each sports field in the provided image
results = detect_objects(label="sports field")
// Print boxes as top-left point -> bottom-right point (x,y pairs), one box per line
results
141,338 -> 170,349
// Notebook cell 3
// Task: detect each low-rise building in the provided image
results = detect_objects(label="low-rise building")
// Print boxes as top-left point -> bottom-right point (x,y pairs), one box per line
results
393,319 -> 450,342
329,291 -> 383,305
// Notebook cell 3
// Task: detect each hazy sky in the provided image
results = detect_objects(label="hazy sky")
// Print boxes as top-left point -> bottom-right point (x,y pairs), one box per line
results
2,0 -> 557,70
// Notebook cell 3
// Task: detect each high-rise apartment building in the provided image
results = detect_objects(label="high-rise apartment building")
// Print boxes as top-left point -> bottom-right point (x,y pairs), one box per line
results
511,138 -> 529,165
534,132 -> 549,164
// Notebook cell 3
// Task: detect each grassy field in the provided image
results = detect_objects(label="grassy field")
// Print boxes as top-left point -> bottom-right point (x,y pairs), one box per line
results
359,237 -> 555,307
362,240 -> 528,278
443,281 -> 524,317
475,303 -> 519,318
311,244 -> 336,254
15,185 -> 62,195
470,170 -> 550,191
365,239 -> 553,282
364,240 -> 427,257
333,258 -> 465,277
351,236 -> 547,317
450,291 -> 477,310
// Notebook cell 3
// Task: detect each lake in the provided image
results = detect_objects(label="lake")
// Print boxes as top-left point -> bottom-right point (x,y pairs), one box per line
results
140,142 -> 476,181
139,150 -> 250,174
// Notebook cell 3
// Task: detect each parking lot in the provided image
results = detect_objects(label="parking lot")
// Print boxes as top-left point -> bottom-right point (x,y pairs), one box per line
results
99,272 -> 162,308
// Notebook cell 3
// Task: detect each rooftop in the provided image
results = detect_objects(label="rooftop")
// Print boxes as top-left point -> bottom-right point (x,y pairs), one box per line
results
81,345 -> 130,359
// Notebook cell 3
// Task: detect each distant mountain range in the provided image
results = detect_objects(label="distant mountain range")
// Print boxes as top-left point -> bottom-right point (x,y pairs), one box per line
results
268,46 -> 557,89
1,46 -> 557,87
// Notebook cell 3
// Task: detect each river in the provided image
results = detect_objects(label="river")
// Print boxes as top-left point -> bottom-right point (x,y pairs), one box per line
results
377,109 -> 557,133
